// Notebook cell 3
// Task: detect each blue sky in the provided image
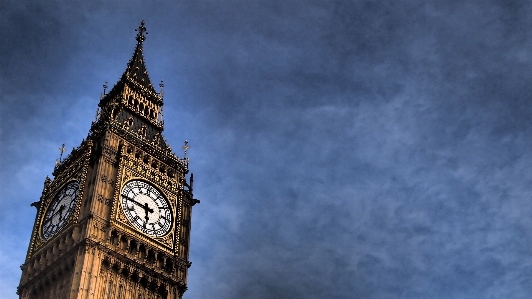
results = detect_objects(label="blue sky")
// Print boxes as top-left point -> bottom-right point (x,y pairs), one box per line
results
1,1 -> 532,298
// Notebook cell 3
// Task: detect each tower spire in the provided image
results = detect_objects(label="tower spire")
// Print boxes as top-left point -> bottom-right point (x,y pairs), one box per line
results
123,20 -> 156,93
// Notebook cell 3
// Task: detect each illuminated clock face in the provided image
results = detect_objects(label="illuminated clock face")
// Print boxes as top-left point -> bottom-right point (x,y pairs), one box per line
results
41,181 -> 80,240
121,180 -> 172,237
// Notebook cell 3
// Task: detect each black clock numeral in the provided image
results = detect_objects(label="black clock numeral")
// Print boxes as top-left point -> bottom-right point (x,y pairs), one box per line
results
44,224 -> 54,235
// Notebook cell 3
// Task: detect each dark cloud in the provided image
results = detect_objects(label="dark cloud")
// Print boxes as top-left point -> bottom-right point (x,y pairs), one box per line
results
2,1 -> 532,298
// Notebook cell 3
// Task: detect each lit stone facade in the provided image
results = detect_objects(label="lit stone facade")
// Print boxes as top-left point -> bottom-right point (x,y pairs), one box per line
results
17,21 -> 198,299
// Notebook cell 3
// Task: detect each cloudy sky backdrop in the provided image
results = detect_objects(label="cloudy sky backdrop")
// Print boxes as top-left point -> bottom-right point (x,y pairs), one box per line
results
1,1 -> 532,298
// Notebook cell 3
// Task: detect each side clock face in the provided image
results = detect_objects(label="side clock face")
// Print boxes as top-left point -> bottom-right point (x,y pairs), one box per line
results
121,180 -> 172,237
41,180 -> 80,240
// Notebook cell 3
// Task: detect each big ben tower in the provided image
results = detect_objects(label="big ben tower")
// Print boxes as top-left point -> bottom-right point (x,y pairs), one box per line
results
17,21 -> 199,299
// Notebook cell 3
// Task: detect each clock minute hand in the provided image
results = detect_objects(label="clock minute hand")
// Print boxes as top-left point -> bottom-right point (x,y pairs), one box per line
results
123,195 -> 146,209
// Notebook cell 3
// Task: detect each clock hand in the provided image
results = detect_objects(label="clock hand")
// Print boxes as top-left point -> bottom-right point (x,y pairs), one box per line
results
122,195 -> 149,210
122,195 -> 154,222
143,202 -> 153,224
44,204 -> 67,224
57,205 -> 65,220
143,202 -> 154,213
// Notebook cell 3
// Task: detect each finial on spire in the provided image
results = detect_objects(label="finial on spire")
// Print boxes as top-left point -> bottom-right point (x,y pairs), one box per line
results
57,143 -> 66,164
159,106 -> 164,123
182,140 -> 190,158
100,81 -> 108,100
159,80 -> 164,98
135,20 -> 148,43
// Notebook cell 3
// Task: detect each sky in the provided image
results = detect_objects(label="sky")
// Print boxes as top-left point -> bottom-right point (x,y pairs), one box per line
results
1,1 -> 532,298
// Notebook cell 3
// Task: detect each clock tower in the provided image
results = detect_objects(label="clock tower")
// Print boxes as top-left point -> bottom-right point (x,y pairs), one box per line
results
17,21 -> 199,299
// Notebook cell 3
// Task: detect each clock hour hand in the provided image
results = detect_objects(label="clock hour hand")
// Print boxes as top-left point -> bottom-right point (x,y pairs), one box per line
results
142,202 -> 153,223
